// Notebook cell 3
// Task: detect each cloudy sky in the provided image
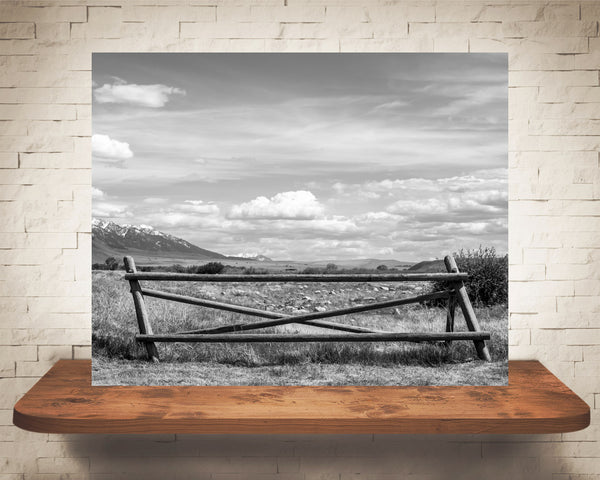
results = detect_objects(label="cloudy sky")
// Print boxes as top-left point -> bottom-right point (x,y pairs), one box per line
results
92,53 -> 507,262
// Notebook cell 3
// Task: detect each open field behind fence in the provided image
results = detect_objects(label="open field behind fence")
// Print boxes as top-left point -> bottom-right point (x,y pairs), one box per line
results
92,270 -> 508,386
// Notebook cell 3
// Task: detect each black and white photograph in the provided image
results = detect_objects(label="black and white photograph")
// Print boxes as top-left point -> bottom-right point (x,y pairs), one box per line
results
91,53 -> 508,386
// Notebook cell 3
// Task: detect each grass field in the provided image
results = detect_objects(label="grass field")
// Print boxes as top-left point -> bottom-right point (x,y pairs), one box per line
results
92,270 -> 508,386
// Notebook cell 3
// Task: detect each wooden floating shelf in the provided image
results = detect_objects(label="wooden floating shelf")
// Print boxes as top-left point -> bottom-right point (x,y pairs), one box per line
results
13,360 -> 589,434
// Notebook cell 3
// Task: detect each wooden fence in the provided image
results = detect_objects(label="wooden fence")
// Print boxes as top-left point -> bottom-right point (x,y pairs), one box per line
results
123,255 -> 491,363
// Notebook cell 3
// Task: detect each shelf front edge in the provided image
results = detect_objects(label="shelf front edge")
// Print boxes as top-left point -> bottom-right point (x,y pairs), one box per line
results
13,360 -> 591,435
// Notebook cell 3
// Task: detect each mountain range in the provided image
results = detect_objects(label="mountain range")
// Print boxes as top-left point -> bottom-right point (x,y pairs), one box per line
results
92,218 -> 226,264
92,219 -> 415,269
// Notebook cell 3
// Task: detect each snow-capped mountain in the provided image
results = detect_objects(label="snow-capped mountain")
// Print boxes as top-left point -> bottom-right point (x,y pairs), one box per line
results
233,252 -> 273,262
92,218 -> 226,263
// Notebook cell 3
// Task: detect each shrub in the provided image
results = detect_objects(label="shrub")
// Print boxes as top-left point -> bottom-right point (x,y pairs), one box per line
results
302,267 -> 323,274
429,246 -> 508,307
195,262 -> 225,274
105,257 -> 119,270
243,267 -> 268,275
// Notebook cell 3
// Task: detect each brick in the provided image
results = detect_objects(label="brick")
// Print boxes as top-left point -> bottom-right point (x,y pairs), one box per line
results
0,153 -> 18,168
509,264 -> 545,281
36,22 -> 71,42
324,6 -> 369,23
122,5 -> 215,23
37,457 -> 90,474
251,6 -> 325,22
372,23 -> 409,39
73,346 -> 92,359
529,119 -> 600,136
0,23 -> 35,40
0,6 -> 87,22
0,104 -> 77,121
582,3 -> 600,20
510,70 -> 599,88
559,345 -> 583,362
510,295 -> 556,314
436,4 -> 540,22
509,52 -> 574,71
15,87 -> 91,104
0,120 -> 28,135
540,86 -> 600,103
4,328 -> 90,346
433,37 -> 468,52
575,280 -> 600,296
265,38 -> 340,51
16,360 -> 56,377
558,296 -> 600,314
281,23 -> 374,39
567,329 -> 600,345
0,346 -> 36,361
511,37 -> 590,54
469,38 -> 509,53
19,153 -> 84,169
509,328 -> 530,346
340,37 -> 433,52
367,4 -> 435,23
503,21 -> 598,38
38,345 -> 73,362
180,22 -> 282,39
410,21 -> 503,39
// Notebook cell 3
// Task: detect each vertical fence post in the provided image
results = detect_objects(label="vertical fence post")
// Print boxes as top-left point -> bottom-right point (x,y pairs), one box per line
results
445,294 -> 456,346
444,255 -> 491,362
123,256 -> 160,363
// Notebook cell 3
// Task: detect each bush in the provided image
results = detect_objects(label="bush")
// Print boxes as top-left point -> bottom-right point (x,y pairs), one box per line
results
302,267 -> 323,274
194,262 -> 225,274
105,256 -> 119,270
242,267 -> 268,275
429,246 -> 508,307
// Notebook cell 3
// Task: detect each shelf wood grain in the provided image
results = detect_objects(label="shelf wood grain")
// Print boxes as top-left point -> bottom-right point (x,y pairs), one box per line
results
13,360 -> 589,434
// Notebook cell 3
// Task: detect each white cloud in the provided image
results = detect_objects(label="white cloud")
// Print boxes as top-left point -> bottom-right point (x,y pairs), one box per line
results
92,187 -> 104,198
94,79 -> 185,108
434,83 -> 506,118
92,201 -> 132,218
229,191 -> 325,220
136,201 -> 223,231
387,198 -> 448,216
179,200 -> 220,214
143,197 -> 168,205
448,189 -> 508,213
92,134 -> 133,161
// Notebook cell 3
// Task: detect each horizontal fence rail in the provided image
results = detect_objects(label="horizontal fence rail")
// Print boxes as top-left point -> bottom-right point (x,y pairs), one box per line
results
124,272 -> 469,282
122,255 -> 492,363
136,332 -> 491,343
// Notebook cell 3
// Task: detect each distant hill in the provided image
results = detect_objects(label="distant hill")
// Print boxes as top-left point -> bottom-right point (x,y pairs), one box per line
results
92,219 -> 226,264
407,259 -> 445,273
307,258 -> 413,270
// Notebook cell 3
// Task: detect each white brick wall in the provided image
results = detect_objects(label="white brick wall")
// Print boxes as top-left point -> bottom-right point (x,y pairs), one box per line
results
0,0 -> 599,478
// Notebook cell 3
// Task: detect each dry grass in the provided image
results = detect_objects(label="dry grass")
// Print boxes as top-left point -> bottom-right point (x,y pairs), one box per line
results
92,271 -> 508,386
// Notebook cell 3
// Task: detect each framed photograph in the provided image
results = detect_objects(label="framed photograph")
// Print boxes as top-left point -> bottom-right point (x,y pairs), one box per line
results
92,53 -> 508,386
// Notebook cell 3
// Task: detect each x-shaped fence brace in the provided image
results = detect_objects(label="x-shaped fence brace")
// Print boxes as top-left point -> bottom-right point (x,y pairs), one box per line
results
123,256 -> 491,363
